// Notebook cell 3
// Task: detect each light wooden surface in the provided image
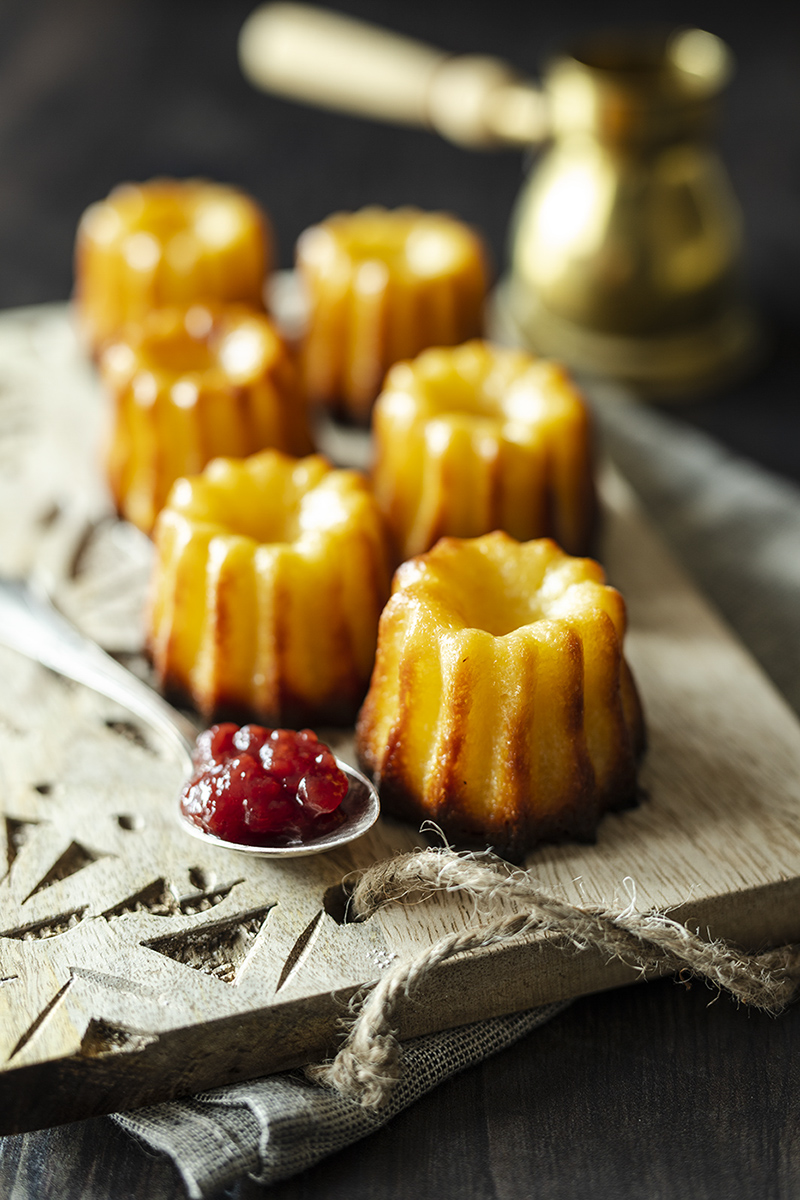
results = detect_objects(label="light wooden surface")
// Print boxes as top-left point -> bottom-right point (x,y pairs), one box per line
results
2,304 -> 800,1135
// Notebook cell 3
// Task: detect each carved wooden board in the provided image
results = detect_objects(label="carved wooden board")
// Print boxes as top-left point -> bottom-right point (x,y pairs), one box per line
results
2,304 -> 800,1136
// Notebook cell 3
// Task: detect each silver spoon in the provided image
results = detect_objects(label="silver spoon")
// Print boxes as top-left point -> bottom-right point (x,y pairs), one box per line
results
0,578 -> 380,857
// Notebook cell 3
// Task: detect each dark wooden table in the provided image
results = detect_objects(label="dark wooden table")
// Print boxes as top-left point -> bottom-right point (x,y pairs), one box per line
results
1,1 -> 799,1196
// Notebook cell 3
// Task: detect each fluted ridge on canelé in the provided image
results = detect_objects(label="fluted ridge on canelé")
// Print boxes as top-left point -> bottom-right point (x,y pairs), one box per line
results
371,340 -> 596,562
356,532 -> 645,860
147,450 -> 392,726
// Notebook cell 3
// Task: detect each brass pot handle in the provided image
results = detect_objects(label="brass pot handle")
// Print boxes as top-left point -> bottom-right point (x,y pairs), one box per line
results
239,3 -> 547,148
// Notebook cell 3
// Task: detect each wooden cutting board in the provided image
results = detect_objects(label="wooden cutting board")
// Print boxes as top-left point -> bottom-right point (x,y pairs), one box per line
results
2,304 -> 800,1136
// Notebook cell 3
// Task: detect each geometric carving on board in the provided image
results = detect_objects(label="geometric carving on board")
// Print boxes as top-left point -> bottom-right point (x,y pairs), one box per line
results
100,878 -> 243,919
0,907 -> 87,940
142,905 -> 275,984
23,840 -> 104,901
102,878 -> 179,919
4,816 -> 41,872
179,880 -> 243,916
9,979 -> 74,1061
78,1018 -> 158,1058
322,880 -> 356,926
275,909 -> 324,992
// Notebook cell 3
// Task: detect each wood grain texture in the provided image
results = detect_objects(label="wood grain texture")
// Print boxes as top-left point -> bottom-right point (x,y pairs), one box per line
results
2,305 -> 800,1136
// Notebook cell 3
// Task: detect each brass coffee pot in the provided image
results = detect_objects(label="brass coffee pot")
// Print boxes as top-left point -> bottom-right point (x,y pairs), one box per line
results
240,4 -> 760,394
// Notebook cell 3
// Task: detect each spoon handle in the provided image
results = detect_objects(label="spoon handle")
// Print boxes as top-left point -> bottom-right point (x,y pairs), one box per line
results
0,578 -> 196,769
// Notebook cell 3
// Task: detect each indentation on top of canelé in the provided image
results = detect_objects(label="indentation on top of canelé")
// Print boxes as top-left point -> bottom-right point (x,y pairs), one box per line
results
418,534 -> 559,636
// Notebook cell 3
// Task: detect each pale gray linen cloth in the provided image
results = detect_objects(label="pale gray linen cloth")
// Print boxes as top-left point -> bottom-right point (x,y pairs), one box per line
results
114,1005 -> 565,1197
113,398 -> 800,1196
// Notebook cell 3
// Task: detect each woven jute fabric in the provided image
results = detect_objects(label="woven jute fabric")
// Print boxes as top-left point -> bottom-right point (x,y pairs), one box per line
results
113,399 -> 800,1194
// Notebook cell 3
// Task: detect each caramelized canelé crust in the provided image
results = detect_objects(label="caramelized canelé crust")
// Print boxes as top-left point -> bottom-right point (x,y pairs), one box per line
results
75,179 -> 270,351
297,207 -> 488,423
371,341 -> 596,561
100,304 -> 313,535
356,532 -> 645,860
148,450 -> 392,726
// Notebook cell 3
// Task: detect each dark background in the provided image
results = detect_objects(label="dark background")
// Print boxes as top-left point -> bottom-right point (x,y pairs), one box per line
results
1,2 -> 800,1197
0,0 -> 799,480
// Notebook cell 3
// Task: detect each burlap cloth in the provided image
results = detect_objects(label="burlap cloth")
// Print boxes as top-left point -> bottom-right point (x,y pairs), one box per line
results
111,396 -> 800,1196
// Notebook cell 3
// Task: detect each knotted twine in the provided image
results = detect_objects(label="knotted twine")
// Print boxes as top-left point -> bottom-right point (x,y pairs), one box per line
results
307,844 -> 800,1110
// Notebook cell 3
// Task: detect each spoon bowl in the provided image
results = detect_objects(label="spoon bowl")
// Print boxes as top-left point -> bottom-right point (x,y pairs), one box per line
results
0,578 -> 381,858
177,758 -> 380,857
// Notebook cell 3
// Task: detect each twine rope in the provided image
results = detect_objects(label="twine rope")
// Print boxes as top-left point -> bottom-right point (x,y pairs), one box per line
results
307,845 -> 800,1110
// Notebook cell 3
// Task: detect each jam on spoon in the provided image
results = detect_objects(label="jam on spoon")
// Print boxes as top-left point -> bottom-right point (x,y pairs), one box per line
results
180,723 -> 349,847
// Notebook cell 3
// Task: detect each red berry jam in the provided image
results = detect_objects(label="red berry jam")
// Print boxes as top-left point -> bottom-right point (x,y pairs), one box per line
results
181,724 -> 349,846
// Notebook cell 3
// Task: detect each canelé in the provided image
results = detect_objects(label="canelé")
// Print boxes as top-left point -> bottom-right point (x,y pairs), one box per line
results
101,304 -> 313,535
356,531 -> 645,860
296,206 -> 488,423
148,450 -> 392,726
371,340 -> 596,561
75,179 -> 270,351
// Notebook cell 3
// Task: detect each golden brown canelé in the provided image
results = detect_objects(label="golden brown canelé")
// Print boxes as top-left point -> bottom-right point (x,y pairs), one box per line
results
371,340 -> 596,561
100,304 -> 313,535
148,450 -> 392,726
75,179 -> 270,351
296,206 -> 488,423
356,532 -> 645,860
